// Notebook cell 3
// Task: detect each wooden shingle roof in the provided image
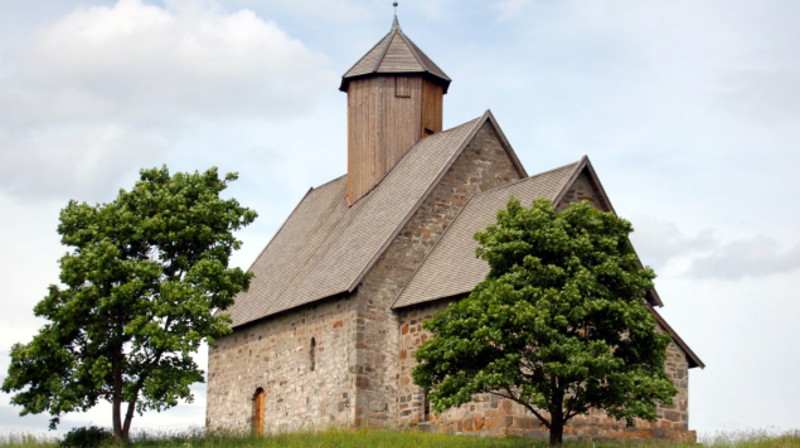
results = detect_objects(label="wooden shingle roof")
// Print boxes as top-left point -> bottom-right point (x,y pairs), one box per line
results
340,17 -> 451,93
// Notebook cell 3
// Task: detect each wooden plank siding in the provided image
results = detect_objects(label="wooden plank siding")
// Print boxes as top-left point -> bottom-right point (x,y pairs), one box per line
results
346,75 -> 444,205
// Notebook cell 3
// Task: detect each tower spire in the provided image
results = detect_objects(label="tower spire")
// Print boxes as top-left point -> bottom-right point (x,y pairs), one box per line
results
392,2 -> 400,30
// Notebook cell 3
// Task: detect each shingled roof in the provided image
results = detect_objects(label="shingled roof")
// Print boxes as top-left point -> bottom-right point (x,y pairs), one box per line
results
392,161 -> 581,309
339,17 -> 451,93
227,113 -> 507,328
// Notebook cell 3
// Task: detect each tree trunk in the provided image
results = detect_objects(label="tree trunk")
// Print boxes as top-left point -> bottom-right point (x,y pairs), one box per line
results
549,384 -> 565,446
549,419 -> 564,446
122,398 -> 137,442
111,354 -> 124,445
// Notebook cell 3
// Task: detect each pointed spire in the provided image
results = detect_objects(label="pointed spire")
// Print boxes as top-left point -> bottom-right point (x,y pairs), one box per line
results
392,2 -> 401,30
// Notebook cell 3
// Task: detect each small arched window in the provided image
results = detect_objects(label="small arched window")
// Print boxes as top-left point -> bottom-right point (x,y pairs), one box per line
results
310,338 -> 316,372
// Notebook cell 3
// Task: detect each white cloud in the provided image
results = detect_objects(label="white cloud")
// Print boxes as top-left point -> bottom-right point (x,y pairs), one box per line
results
629,215 -> 716,272
235,0 -> 372,23
689,237 -> 800,280
630,214 -> 800,280
0,124 -> 166,200
0,0 -> 334,200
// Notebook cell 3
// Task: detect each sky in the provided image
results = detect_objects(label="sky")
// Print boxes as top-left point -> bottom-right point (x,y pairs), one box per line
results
1,0 -> 799,438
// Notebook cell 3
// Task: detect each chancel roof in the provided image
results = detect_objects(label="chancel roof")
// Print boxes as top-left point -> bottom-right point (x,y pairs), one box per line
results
340,17 -> 451,93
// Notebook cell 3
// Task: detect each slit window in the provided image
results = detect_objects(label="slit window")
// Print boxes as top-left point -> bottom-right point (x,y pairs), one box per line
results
310,338 -> 316,372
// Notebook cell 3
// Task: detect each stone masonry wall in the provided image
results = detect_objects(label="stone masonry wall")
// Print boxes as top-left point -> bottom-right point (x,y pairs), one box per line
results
206,294 -> 356,434
396,301 -> 694,442
353,121 -> 523,427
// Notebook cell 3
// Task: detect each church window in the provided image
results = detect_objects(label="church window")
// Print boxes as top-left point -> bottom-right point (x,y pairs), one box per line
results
423,391 -> 431,421
396,76 -> 410,98
310,338 -> 316,372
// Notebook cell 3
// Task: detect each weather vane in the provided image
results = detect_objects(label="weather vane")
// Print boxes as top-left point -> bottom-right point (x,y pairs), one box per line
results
393,2 -> 398,17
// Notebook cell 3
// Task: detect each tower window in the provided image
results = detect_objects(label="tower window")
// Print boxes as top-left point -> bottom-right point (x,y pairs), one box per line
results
310,338 -> 316,372
396,77 -> 410,98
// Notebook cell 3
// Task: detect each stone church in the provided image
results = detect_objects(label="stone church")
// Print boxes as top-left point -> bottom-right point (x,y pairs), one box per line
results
206,17 -> 704,441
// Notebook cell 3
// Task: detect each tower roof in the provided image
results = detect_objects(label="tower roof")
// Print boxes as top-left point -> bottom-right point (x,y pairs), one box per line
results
339,18 -> 451,93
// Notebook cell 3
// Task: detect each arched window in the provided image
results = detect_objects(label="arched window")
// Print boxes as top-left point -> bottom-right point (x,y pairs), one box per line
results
310,338 -> 316,372
253,388 -> 265,436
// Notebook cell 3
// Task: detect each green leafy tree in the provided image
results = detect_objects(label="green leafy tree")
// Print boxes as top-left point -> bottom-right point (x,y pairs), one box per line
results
2,166 -> 256,444
413,198 -> 677,446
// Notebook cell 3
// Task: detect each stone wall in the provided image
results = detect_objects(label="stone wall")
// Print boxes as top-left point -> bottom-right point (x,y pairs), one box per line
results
396,301 -> 695,442
353,121 -> 523,427
206,293 -> 356,434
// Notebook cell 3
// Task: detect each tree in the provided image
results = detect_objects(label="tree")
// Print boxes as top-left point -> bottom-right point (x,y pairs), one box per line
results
412,198 -> 678,446
2,166 -> 256,444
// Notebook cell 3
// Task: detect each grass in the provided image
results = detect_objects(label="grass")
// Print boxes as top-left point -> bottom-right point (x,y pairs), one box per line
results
1,429 -> 799,448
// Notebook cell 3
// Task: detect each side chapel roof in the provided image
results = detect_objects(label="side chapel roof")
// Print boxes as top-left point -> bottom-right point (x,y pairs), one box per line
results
340,17 -> 451,93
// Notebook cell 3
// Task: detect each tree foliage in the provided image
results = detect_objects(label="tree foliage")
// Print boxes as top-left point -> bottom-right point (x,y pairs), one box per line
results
412,198 -> 677,445
2,166 -> 256,443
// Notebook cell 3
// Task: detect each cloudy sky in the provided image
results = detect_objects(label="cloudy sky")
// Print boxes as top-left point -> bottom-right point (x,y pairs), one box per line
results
1,0 -> 798,438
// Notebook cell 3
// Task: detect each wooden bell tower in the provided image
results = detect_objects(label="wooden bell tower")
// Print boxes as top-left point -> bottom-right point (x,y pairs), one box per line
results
340,17 -> 451,205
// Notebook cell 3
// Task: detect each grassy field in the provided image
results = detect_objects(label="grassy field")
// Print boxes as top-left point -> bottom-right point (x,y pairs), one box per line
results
1,429 -> 799,448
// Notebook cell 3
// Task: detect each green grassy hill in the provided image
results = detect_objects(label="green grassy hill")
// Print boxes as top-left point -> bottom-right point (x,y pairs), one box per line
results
2,429 -> 799,448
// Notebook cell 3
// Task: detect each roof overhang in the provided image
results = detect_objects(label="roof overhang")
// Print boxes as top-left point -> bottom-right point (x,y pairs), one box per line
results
339,72 -> 451,94
649,305 -> 705,369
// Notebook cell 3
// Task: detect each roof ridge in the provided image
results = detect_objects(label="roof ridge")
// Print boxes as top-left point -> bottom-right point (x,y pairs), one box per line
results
397,30 -> 430,73
339,31 -> 393,84
402,34 -> 451,81
373,30 -> 397,73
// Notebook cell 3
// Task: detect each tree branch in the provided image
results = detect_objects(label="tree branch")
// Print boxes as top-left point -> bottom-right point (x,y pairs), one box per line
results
498,387 -> 552,430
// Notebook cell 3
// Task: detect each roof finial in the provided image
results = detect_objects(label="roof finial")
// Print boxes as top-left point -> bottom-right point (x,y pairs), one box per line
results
392,2 -> 400,30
